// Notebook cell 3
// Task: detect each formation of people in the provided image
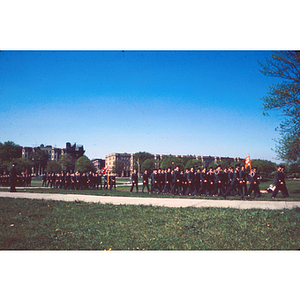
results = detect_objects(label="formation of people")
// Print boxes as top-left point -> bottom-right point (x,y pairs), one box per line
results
131,163 -> 289,199
41,171 -> 117,191
3,162 -> 289,200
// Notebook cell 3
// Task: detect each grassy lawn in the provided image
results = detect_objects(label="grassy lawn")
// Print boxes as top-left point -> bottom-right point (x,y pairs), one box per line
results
1,177 -> 299,201
1,197 -> 300,250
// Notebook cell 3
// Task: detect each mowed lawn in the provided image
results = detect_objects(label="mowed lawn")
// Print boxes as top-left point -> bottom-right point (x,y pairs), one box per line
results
1,197 -> 299,250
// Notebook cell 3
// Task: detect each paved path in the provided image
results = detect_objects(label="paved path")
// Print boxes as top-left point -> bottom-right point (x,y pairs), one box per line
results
1,191 -> 300,210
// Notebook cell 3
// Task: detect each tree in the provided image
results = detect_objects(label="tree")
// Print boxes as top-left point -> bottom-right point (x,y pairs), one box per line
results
134,152 -> 154,164
259,51 -> 300,162
185,159 -> 204,170
59,153 -> 76,172
45,160 -> 62,173
250,159 -> 277,179
29,148 -> 49,174
15,157 -> 34,174
159,156 -> 185,170
0,141 -> 22,164
75,155 -> 95,173
112,160 -> 124,176
141,158 -> 156,173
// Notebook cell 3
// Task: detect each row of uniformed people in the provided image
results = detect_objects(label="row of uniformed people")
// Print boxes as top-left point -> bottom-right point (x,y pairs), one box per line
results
42,171 -> 117,190
133,164 -> 262,199
0,173 -> 32,187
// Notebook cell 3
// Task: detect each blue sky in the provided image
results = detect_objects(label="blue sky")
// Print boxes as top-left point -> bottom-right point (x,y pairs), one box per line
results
0,50 -> 283,162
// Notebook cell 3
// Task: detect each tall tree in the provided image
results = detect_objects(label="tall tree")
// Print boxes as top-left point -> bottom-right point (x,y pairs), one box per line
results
0,141 -> 22,164
29,148 -> 49,174
59,153 -> 76,172
75,155 -> 95,173
259,51 -> 300,162
112,160 -> 124,176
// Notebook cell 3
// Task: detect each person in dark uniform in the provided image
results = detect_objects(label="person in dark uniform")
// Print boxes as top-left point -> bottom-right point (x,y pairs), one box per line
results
142,169 -> 150,193
194,168 -> 201,196
272,165 -> 289,198
213,165 -> 225,197
239,165 -> 247,196
172,166 -> 181,195
187,166 -> 195,195
159,169 -> 165,194
9,162 -> 17,192
150,169 -> 159,194
104,173 -> 108,190
64,172 -> 71,190
227,167 -> 234,195
207,167 -> 215,196
200,167 -> 208,196
183,168 -> 189,195
246,167 -> 261,198
222,167 -> 228,192
130,169 -> 138,193
109,172 -> 117,191
42,173 -> 47,187
224,164 -> 244,200
87,171 -> 94,190
164,167 -> 172,194
75,171 -> 81,190
96,172 -> 102,190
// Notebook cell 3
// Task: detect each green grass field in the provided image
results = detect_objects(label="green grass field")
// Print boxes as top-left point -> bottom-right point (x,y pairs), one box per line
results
1,196 -> 299,250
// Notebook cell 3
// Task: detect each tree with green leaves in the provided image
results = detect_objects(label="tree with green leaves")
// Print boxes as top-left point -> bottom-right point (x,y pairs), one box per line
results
141,158 -> 156,173
0,141 -> 22,164
59,153 -> 76,172
75,155 -> 95,173
45,160 -> 62,173
185,159 -> 204,170
15,157 -> 34,174
250,159 -> 277,179
259,51 -> 300,162
29,148 -> 49,174
112,160 -> 124,176
0,141 -> 22,174
159,156 -> 185,170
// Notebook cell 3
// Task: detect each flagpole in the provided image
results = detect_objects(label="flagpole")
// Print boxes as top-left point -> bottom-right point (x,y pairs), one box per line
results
107,167 -> 109,189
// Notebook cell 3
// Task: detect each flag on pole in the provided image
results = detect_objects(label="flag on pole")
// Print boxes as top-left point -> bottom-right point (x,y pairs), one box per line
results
102,166 -> 109,174
243,156 -> 251,169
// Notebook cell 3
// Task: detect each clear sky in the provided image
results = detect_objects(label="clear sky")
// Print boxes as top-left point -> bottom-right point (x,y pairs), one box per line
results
0,50 -> 283,162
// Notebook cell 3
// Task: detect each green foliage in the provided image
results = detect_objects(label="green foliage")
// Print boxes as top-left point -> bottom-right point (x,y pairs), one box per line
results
29,148 -> 49,174
250,159 -> 277,179
185,159 -> 204,170
0,141 -> 22,163
75,155 -> 95,173
259,51 -> 300,162
112,160 -> 124,176
1,197 -> 300,250
45,160 -> 62,173
15,157 -> 34,174
159,156 -> 185,170
134,152 -> 154,165
141,158 -> 156,173
58,153 -> 76,172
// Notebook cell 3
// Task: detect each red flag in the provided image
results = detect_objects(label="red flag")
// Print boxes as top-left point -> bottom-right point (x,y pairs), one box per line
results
243,156 -> 251,169
102,166 -> 109,174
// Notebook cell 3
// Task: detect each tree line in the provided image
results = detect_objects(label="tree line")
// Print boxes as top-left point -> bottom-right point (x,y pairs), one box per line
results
0,141 -> 95,175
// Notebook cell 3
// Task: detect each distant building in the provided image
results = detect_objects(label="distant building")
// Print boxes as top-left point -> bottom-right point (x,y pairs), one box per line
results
105,153 -> 133,177
91,158 -> 105,173
105,152 -> 241,177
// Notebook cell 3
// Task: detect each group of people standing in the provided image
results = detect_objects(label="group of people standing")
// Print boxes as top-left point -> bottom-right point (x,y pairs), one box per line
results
41,171 -> 117,191
0,162 -> 32,191
131,163 -> 288,199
